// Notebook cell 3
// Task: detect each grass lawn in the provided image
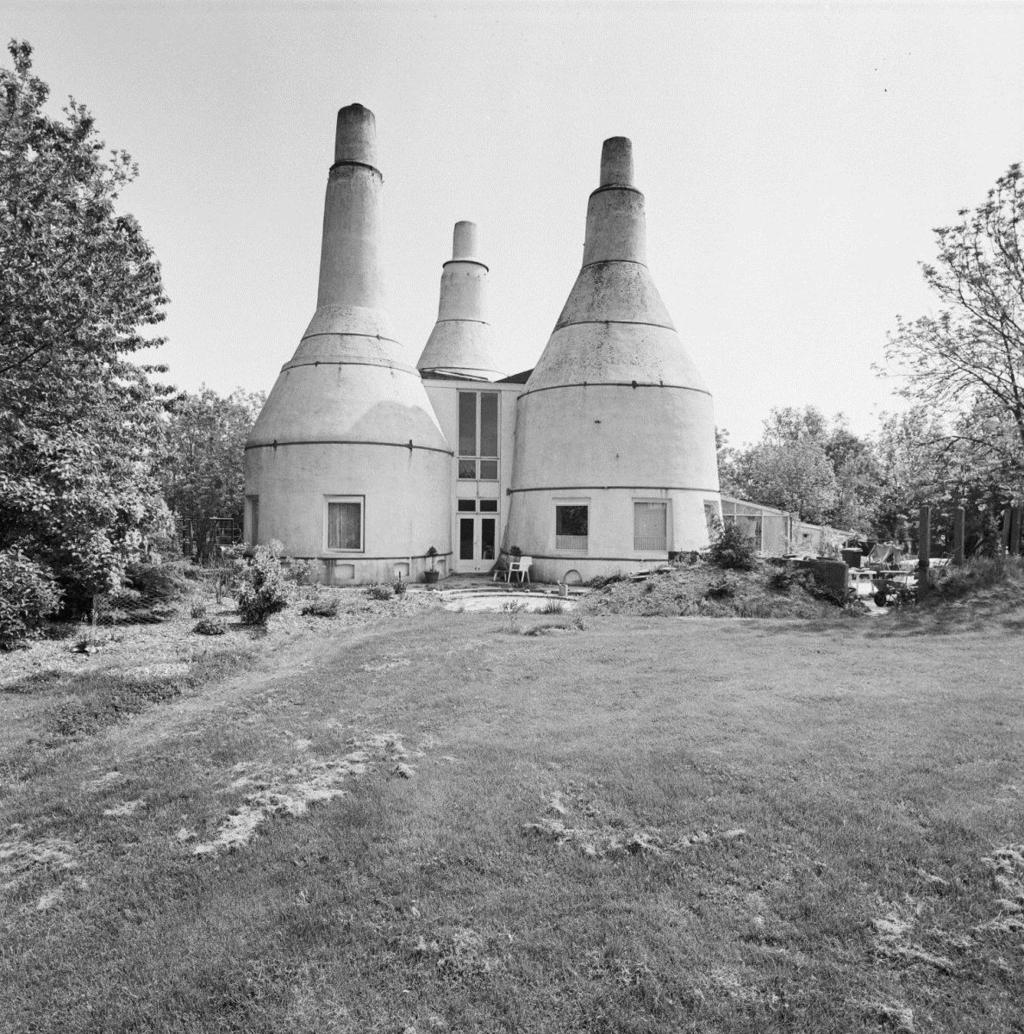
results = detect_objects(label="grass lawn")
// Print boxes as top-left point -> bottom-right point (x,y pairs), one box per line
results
1,596 -> 1023,1032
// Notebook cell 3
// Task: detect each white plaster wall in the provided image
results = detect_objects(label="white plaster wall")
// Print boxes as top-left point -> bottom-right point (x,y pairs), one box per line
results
505,381 -> 719,580
424,379 -> 522,572
509,384 -> 718,494
245,441 -> 452,583
505,487 -> 716,584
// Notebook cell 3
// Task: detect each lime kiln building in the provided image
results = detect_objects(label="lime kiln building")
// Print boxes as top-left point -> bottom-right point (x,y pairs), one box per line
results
244,104 -> 722,584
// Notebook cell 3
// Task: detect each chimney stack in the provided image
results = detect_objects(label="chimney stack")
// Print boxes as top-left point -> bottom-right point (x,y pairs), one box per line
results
417,220 -> 506,381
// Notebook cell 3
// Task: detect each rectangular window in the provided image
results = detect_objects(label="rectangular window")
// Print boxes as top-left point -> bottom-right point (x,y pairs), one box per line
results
457,499 -> 477,512
245,495 -> 259,547
480,392 -> 498,456
458,392 -> 477,457
457,390 -> 499,480
556,504 -> 589,552
325,497 -> 363,552
479,499 -> 498,513
634,501 -> 668,551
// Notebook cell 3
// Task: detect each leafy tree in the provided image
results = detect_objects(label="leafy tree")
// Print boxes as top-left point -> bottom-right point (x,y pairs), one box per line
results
732,438 -> 839,525
715,427 -> 744,497
822,419 -> 881,531
0,40 -> 169,612
724,407 -> 878,530
884,163 -> 1024,482
872,405 -> 1015,555
159,387 -> 264,559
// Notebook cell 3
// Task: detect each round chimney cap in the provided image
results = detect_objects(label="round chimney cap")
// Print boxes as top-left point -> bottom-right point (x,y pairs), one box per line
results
600,136 -> 634,187
335,103 -> 378,167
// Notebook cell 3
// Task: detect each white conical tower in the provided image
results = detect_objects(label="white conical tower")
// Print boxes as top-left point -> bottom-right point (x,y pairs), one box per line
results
245,104 -> 453,583
503,136 -> 720,582
418,221 -> 506,381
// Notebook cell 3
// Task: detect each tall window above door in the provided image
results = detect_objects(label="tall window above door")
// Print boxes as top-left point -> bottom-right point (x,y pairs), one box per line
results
457,391 -> 499,480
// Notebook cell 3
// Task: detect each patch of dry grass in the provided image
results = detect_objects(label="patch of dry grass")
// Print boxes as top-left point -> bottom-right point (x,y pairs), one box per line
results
2,604 -> 1023,1032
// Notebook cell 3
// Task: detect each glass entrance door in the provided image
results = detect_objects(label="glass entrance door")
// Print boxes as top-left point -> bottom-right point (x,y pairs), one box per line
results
457,501 -> 498,573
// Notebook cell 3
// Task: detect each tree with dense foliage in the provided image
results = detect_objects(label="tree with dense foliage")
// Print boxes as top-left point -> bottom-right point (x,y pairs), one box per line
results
872,405 -> 1014,554
159,387 -> 264,560
0,40 -> 170,613
722,407 -> 879,531
884,163 -> 1024,493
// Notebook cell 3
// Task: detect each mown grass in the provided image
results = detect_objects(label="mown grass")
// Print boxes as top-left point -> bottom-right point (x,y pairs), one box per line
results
2,604 -> 1023,1032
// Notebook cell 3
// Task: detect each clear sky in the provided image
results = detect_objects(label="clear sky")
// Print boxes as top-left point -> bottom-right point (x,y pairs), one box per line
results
4,1 -> 1024,445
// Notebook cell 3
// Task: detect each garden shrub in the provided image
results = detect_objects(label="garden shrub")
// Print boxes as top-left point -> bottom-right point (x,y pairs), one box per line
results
0,549 -> 62,649
301,596 -> 339,618
930,555 -> 1024,602
707,523 -> 756,571
284,558 -> 319,586
193,617 -> 227,636
125,560 -> 189,605
393,575 -> 407,596
704,575 -> 735,599
767,565 -> 797,592
365,583 -> 394,601
235,545 -> 291,625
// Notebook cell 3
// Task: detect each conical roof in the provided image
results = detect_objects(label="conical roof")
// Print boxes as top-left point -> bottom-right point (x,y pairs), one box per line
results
523,137 -> 708,396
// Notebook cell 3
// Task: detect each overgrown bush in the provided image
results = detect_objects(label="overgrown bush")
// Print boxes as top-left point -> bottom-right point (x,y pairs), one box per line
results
190,600 -> 207,619
301,596 -> 339,618
235,545 -> 291,625
707,523 -> 756,571
704,575 -> 736,599
930,555 -> 1024,602
124,560 -> 189,605
767,565 -> 798,593
393,575 -> 407,596
284,558 -> 319,586
193,617 -> 227,636
0,549 -> 62,649
365,583 -> 394,601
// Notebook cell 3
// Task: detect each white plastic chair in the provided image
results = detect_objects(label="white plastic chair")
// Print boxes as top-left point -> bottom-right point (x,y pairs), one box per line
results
509,555 -> 532,586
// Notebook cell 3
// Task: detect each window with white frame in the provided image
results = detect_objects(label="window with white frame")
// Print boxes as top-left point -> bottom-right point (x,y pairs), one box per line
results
555,504 -> 589,552
457,390 -> 499,480
634,501 -> 668,551
325,496 -> 364,552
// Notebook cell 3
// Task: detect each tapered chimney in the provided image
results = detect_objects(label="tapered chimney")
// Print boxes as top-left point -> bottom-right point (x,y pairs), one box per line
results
417,220 -> 506,381
503,135 -> 720,582
245,104 -> 452,583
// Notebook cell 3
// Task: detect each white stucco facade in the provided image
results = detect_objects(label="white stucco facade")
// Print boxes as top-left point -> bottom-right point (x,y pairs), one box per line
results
246,108 -> 721,584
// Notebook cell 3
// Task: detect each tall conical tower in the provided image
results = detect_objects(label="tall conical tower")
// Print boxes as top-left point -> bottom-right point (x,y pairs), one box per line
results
244,105 -> 453,583
417,221 -> 505,381
503,136 -> 720,582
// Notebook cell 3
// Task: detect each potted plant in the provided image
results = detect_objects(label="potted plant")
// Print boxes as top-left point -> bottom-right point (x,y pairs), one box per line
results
423,546 -> 440,584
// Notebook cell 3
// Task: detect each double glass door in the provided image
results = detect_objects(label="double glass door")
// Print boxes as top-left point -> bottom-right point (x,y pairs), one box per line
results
457,499 -> 498,573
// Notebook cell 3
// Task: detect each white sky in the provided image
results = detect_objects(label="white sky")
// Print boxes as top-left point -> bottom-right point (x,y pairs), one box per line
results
5,1 -> 1024,445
